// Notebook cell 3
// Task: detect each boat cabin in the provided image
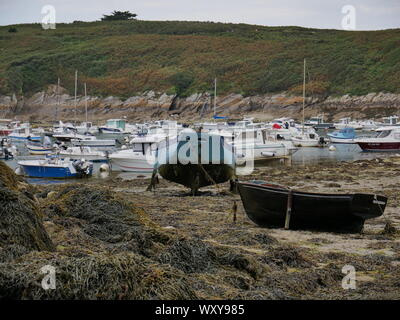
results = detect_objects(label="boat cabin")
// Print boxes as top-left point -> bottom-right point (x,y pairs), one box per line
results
382,116 -> 399,126
106,119 -> 126,130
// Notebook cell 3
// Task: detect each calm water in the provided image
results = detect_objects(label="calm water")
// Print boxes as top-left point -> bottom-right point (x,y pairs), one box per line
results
2,130 -> 396,185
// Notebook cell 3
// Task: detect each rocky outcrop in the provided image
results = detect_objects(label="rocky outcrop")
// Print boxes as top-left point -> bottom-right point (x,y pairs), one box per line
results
1,88 -> 400,122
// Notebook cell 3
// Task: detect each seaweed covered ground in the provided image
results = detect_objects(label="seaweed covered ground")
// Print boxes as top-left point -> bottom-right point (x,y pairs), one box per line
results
1,157 -> 400,299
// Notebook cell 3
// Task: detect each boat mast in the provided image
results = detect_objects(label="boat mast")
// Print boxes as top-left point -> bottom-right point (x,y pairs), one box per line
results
56,77 -> 60,122
214,78 -> 217,119
302,58 -> 306,134
74,70 -> 78,125
84,82 -> 88,123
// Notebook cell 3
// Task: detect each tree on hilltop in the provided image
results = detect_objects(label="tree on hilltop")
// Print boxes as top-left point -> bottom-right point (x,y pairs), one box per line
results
101,11 -> 137,21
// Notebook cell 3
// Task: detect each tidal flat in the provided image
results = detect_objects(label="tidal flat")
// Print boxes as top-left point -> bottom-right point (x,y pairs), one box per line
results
1,157 -> 399,299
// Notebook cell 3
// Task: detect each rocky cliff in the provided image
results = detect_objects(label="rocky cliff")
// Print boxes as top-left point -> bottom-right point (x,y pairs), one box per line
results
1,86 -> 400,123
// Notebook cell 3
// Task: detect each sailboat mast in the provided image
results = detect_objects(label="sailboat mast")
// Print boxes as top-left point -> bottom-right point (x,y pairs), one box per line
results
56,77 -> 60,122
303,58 -> 306,116
74,70 -> 78,125
84,82 -> 88,123
214,78 -> 217,118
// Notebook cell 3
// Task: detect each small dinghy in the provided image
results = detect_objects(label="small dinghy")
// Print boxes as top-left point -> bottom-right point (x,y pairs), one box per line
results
17,158 -> 93,178
27,136 -> 55,155
237,181 -> 387,233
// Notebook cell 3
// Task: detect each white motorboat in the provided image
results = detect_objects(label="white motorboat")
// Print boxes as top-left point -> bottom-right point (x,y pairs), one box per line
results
8,126 -> 41,142
99,119 -> 127,134
109,134 -> 166,173
59,146 -> 107,162
210,128 -> 297,163
356,127 -> 400,151
333,118 -> 363,130
291,128 -> 322,147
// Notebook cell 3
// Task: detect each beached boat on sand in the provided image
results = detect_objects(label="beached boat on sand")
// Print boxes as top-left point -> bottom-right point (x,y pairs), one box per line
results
156,131 -> 235,194
237,181 -> 387,233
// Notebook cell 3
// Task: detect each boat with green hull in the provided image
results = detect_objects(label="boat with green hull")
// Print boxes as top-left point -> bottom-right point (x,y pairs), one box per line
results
155,130 -> 235,194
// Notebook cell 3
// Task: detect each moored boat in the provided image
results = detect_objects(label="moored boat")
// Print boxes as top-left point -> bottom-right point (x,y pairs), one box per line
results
17,158 -> 93,178
27,144 -> 54,155
71,136 -> 116,147
356,127 -> 400,151
327,127 -> 357,144
109,134 -> 164,173
237,180 -> 387,233
59,146 -> 107,162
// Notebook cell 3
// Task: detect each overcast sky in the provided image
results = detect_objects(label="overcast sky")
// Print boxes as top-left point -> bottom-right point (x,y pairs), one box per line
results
1,0 -> 399,30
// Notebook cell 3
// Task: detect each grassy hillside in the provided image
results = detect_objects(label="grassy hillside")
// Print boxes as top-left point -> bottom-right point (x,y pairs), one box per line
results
0,20 -> 399,98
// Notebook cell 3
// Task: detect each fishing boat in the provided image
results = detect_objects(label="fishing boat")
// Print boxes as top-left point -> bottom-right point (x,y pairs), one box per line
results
99,119 -> 127,134
237,181 -> 387,233
17,158 -> 93,178
59,146 -> 107,162
333,118 -> 363,130
109,133 -> 166,173
304,115 -> 334,129
381,116 -> 399,127
53,130 -> 90,142
327,127 -> 357,144
291,130 -> 322,147
356,127 -> 400,151
8,127 -> 41,142
156,130 -> 235,194
210,128 -> 297,163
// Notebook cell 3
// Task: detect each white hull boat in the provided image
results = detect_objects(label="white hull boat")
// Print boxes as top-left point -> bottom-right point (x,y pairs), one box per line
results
59,147 -> 107,162
71,137 -> 116,147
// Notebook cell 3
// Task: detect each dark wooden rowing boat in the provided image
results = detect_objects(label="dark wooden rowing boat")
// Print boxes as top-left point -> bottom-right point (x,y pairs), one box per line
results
237,181 -> 387,233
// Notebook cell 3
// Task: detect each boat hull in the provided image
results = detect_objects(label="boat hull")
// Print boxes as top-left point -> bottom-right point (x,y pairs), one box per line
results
19,164 -> 77,178
18,160 -> 93,179
329,137 -> 357,144
357,142 -> 400,152
110,156 -> 155,173
27,145 -> 54,155
158,163 -> 234,190
237,181 -> 387,233
0,129 -> 12,136
291,139 -> 320,147
72,139 -> 116,147
9,135 -> 41,142
59,154 -> 107,162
